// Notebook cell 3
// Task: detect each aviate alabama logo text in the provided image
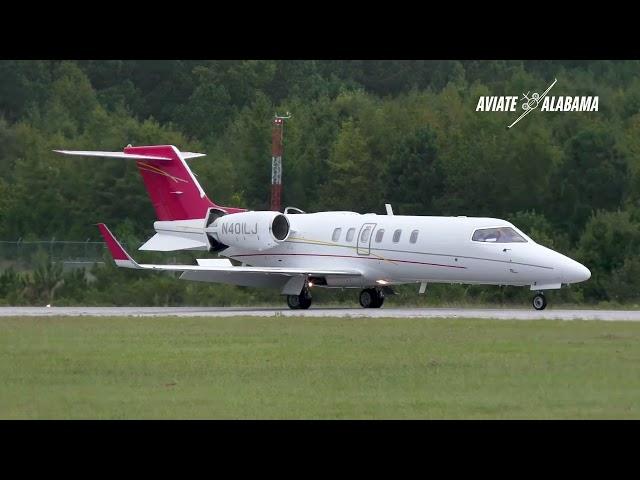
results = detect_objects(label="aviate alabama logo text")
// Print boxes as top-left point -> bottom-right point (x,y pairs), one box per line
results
475,79 -> 599,128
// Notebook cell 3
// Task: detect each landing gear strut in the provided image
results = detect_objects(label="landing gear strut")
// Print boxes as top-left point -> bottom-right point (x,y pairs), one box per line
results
287,287 -> 312,310
359,288 -> 385,308
532,292 -> 547,311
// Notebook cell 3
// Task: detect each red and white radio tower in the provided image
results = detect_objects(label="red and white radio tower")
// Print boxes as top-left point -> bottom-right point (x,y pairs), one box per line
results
270,112 -> 291,212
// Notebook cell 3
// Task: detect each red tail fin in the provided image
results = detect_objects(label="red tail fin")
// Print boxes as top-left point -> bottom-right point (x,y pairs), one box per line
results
54,145 -> 246,220
124,145 -> 215,220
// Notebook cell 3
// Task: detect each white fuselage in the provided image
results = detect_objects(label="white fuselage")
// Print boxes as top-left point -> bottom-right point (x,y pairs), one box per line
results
212,211 -> 590,290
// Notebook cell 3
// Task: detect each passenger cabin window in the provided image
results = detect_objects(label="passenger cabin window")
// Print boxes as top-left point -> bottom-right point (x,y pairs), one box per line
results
472,227 -> 527,243
360,226 -> 372,243
410,230 -> 419,244
346,228 -> 356,242
393,229 -> 402,243
375,229 -> 385,243
332,228 -> 342,242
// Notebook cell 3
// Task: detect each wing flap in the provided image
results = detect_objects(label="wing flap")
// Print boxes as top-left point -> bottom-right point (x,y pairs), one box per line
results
179,270 -> 293,290
135,263 -> 361,276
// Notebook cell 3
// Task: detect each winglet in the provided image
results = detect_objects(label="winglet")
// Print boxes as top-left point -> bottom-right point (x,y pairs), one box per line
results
97,224 -> 140,269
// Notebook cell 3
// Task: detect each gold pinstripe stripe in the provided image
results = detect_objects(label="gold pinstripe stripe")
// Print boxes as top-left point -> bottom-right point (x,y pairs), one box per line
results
287,236 -> 399,265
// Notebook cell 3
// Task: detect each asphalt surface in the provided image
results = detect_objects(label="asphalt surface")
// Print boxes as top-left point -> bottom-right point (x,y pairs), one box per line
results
0,307 -> 639,321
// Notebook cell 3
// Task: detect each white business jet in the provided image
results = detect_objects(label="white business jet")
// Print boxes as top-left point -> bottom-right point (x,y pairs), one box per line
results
55,145 -> 590,310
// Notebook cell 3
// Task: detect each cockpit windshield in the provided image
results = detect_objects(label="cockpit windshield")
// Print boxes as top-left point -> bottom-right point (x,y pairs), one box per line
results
472,227 -> 527,243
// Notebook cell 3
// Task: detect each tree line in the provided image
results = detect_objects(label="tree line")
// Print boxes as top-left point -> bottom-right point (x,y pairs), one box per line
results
0,60 -> 638,305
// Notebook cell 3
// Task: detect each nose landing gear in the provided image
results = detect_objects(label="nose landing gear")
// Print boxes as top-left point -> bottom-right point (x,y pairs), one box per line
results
287,287 -> 312,310
359,288 -> 385,308
532,292 -> 547,311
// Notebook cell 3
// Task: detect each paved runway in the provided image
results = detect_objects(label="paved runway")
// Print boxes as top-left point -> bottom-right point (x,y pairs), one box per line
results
0,306 -> 639,321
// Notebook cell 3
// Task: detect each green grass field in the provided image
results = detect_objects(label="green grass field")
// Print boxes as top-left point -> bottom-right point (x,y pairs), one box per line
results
1,315 -> 639,419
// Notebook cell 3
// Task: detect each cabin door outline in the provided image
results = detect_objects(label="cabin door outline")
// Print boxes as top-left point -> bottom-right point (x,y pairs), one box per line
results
357,223 -> 377,255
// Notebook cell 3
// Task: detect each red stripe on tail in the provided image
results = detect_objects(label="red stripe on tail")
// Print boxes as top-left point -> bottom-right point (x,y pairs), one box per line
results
125,145 -> 214,220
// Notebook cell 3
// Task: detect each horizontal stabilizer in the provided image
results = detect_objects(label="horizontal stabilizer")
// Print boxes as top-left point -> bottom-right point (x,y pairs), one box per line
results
54,149 -> 206,161
53,150 -> 172,161
182,152 -> 207,159
139,233 -> 208,252
56,145 -> 243,222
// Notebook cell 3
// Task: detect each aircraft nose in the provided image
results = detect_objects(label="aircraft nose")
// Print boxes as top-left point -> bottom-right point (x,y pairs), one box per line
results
562,260 -> 591,284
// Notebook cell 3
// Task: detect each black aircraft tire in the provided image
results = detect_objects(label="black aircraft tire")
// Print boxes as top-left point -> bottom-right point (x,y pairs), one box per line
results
532,293 -> 547,311
359,289 -> 375,308
370,289 -> 384,308
299,294 -> 312,310
288,288 -> 312,310
287,295 -> 301,309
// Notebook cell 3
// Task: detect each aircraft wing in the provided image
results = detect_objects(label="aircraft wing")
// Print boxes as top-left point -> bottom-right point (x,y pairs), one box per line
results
97,224 -> 362,294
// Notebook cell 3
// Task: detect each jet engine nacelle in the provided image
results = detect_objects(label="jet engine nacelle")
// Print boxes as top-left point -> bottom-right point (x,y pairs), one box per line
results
207,211 -> 290,251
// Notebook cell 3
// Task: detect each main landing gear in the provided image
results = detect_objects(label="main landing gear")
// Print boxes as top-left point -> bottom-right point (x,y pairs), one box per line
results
287,287 -> 312,310
532,292 -> 547,311
359,288 -> 385,308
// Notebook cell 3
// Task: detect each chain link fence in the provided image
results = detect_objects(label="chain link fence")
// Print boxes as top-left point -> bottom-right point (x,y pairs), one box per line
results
0,239 -> 200,272
0,239 -> 115,271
